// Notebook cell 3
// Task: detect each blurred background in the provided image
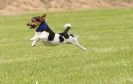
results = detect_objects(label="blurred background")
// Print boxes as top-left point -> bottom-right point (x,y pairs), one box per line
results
0,0 -> 133,13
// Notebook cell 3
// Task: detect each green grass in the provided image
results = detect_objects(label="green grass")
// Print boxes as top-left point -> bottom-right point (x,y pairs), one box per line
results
0,9 -> 133,84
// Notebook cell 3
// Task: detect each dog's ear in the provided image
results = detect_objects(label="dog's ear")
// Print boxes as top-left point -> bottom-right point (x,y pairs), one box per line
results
41,14 -> 46,17
40,14 -> 46,21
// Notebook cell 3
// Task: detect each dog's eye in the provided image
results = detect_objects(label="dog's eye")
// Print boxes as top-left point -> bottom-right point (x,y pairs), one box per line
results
31,19 -> 36,22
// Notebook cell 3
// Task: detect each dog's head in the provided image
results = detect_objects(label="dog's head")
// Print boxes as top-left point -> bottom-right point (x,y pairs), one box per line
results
27,14 -> 46,29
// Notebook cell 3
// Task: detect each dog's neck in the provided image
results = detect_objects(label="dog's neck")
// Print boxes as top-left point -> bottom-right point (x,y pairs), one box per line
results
36,21 -> 54,34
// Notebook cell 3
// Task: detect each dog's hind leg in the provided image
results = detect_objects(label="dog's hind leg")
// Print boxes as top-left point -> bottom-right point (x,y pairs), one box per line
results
75,42 -> 87,51
74,40 -> 87,51
68,36 -> 87,51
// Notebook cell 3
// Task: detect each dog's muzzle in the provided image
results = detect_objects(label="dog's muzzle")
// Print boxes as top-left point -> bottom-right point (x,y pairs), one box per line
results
27,23 -> 36,29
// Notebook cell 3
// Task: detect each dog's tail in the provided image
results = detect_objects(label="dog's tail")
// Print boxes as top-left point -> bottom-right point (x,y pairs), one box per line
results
63,23 -> 71,33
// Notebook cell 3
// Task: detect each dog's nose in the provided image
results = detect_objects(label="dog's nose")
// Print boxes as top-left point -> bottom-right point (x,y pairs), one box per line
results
27,23 -> 30,26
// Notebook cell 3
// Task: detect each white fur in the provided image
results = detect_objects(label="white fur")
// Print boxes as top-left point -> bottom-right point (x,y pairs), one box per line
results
64,23 -> 71,29
30,24 -> 87,51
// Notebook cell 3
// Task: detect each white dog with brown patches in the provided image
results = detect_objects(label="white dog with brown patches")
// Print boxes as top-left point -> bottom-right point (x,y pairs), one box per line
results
27,14 -> 87,51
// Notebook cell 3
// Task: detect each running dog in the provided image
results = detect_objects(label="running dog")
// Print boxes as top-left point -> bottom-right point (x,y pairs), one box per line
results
27,14 -> 87,51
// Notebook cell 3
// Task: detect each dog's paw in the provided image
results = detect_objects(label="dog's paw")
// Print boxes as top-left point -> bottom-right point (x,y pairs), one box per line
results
31,43 -> 36,47
30,38 -> 34,41
83,47 -> 87,51
31,45 -> 36,47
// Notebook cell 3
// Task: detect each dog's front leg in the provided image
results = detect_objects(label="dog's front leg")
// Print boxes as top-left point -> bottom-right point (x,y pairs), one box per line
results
31,36 -> 39,47
30,36 -> 36,41
32,40 -> 37,47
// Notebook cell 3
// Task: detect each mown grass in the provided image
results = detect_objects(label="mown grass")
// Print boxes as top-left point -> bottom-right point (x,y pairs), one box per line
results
0,9 -> 133,84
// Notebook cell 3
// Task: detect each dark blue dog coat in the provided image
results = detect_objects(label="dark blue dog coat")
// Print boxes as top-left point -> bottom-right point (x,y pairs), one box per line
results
36,21 -> 48,32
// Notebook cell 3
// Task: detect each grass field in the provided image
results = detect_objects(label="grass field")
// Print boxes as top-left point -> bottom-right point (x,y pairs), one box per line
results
0,9 -> 133,84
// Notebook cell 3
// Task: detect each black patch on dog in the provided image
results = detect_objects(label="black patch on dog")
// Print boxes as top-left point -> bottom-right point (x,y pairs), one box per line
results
70,34 -> 75,37
58,27 -> 71,39
45,26 -> 55,34
63,34 -> 69,39
59,33 -> 69,39
48,33 -> 55,41
59,36 -> 64,42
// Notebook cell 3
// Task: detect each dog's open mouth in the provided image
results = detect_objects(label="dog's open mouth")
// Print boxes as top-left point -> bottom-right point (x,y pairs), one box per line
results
27,23 -> 36,29
30,25 -> 36,29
